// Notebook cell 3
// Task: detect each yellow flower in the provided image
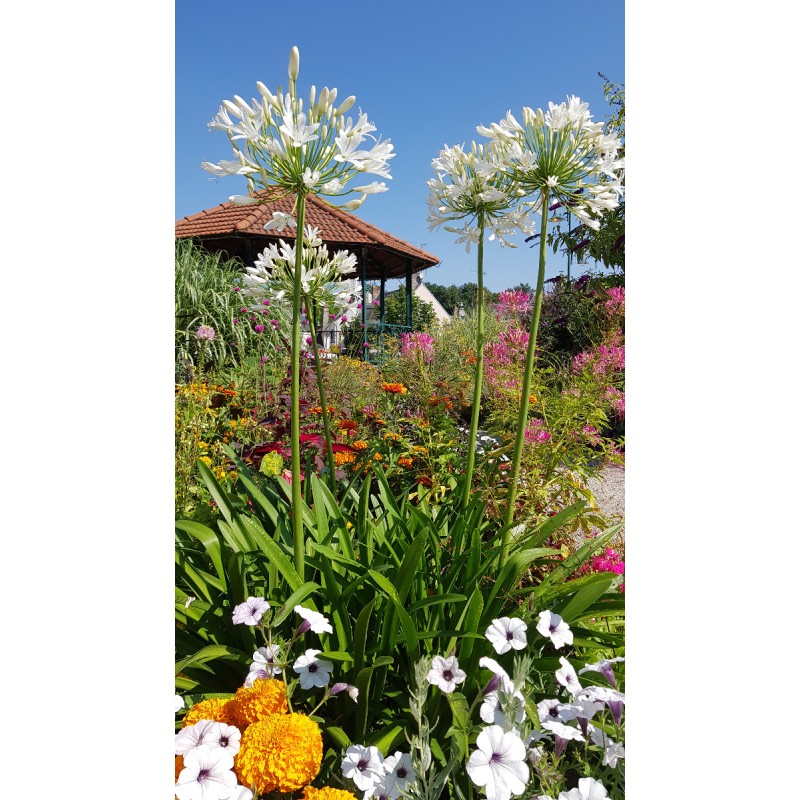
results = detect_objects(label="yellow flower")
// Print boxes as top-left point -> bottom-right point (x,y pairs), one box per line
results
383,431 -> 402,443
229,679 -> 289,730
412,446 -> 427,455
182,696 -> 236,728
373,453 -> 383,461
234,713 -> 322,794
176,755 -> 184,783
198,456 -> 213,467
302,788 -> 358,800
334,451 -> 356,466
197,441 -> 209,450
352,440 -> 368,451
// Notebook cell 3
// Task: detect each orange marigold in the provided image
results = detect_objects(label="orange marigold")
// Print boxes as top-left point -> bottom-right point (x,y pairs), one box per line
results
381,382 -> 408,394
229,679 -> 289,730
397,457 -> 413,469
334,451 -> 356,466
338,419 -> 358,431
234,713 -> 322,794
175,755 -> 184,783
182,696 -> 236,728
302,788 -> 358,800
352,440 -> 368,450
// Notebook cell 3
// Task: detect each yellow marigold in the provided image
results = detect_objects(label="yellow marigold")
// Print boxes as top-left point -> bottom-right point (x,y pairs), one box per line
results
229,679 -> 289,730
352,440 -> 368,450
383,431 -> 402,442
181,696 -> 236,728
381,382 -> 408,394
334,451 -> 356,466
234,713 -> 322,794
302,788 -> 358,800
197,441 -> 209,450
412,445 -> 427,455
198,456 -> 213,466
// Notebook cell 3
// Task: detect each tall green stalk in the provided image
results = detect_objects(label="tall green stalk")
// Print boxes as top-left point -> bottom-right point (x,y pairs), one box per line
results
462,215 -> 486,510
501,189 -> 550,552
306,302 -> 337,492
291,190 -> 307,580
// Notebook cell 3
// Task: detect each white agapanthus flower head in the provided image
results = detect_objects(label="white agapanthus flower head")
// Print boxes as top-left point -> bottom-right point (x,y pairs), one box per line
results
427,141 -> 536,252
202,46 -> 394,211
466,725 -> 530,800
239,230 -> 362,326
477,96 -> 624,233
535,610 -> 574,650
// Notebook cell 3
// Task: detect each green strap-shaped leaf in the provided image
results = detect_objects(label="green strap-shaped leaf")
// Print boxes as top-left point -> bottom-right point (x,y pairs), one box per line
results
236,514 -> 304,592
176,521 -> 227,590
271,582 -> 321,625
555,573 -> 616,622
175,644 -> 248,675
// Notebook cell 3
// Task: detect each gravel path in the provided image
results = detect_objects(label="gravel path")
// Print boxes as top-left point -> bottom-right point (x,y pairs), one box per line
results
586,463 -> 625,522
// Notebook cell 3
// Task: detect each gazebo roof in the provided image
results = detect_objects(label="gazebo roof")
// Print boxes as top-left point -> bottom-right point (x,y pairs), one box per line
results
175,190 -> 440,281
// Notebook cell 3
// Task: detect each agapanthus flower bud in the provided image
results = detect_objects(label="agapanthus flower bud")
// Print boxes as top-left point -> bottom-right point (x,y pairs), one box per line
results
288,46 -> 300,81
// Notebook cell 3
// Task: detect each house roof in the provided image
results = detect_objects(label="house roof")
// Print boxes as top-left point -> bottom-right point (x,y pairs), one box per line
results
175,190 -> 440,281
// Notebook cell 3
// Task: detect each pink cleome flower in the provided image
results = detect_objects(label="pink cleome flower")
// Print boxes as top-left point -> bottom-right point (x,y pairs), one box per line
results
400,331 -> 435,363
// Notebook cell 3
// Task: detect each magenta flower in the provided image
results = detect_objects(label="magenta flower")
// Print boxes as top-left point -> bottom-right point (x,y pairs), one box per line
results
496,289 -> 531,317
524,419 -> 552,445
254,324 -> 265,333
399,331 -> 435,363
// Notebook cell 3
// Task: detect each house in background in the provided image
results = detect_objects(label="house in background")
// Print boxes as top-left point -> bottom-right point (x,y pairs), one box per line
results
366,271 -> 451,325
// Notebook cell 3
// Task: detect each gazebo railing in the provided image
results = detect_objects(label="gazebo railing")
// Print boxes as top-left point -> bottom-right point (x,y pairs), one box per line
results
363,321 -> 410,364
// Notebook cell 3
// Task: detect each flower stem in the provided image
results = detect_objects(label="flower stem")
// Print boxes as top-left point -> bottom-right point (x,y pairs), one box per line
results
501,190 -> 550,546
462,216 -> 485,511
307,302 -> 337,492
291,190 -> 307,580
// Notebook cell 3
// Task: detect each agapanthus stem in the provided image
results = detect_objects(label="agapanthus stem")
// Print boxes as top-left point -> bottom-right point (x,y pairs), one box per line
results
306,303 -> 337,491
291,191 -> 307,580
462,216 -> 486,510
501,190 -> 550,547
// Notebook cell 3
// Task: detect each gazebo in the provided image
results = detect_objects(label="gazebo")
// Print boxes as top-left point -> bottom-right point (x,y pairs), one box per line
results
175,190 -> 440,353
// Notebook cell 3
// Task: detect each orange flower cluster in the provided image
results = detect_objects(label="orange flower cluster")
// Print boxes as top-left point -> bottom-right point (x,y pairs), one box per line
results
352,440 -> 368,451
228,679 -> 290,729
182,696 -> 237,728
383,431 -> 402,443
337,419 -> 358,432
381,382 -> 408,394
302,788 -> 358,800
234,713 -> 322,794
397,457 -> 414,469
334,451 -> 357,466
429,395 -> 454,411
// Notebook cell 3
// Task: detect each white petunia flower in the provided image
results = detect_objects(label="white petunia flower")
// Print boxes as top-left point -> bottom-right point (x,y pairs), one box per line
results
231,597 -> 270,626
578,657 -> 624,688
175,695 -> 185,713
175,744 -> 238,800
557,777 -> 609,800
293,648 -> 333,689
589,727 -> 625,768
341,744 -> 385,791
426,655 -> 467,694
555,657 -> 582,696
294,605 -> 334,634
485,617 -> 528,654
252,644 -> 282,676
479,657 -> 525,726
380,751 -> 416,798
466,725 -> 529,800
535,610 -> 573,650
203,721 -> 242,757
175,719 -> 218,756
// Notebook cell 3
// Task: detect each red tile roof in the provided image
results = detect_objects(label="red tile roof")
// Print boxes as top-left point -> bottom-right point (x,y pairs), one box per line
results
175,190 -> 439,280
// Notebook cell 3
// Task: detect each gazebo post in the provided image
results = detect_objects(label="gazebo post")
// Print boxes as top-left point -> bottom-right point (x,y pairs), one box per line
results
405,259 -> 413,330
379,273 -> 386,326
361,246 -> 368,359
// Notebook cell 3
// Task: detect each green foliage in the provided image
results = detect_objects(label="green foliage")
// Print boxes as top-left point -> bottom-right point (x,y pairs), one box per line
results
175,453 -> 622,772
424,282 -> 498,315
383,286 -> 437,330
175,240 -> 290,375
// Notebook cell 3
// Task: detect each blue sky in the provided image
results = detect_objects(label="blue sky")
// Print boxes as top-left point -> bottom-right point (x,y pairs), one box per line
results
176,0 -> 624,292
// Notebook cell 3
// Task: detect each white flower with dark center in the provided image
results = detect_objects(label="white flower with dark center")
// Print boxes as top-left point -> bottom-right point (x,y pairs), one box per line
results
294,605 -> 334,634
466,725 -> 529,800
243,668 -> 268,688
252,644 -> 281,676
175,720 -> 218,756
341,744 -> 385,791
535,610 -> 573,650
293,648 -> 333,689
485,617 -> 528,654
203,722 -> 242,757
542,720 -> 585,758
536,698 -> 564,724
555,657 -> 582,696
426,655 -> 467,694
381,751 -> 416,798
557,777 -> 609,800
231,597 -> 269,626
479,657 -> 525,726
577,686 -> 625,725
175,744 -> 238,800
